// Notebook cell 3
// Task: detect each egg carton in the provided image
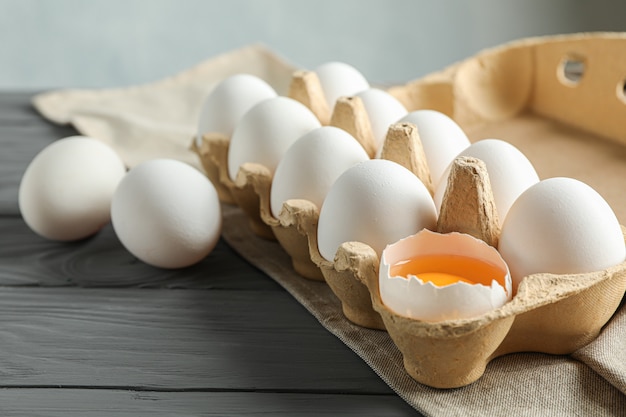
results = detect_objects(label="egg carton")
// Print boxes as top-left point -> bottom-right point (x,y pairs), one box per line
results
194,32 -> 626,388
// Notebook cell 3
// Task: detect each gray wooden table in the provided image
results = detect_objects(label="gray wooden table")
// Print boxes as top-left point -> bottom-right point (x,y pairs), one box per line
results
0,92 -> 423,416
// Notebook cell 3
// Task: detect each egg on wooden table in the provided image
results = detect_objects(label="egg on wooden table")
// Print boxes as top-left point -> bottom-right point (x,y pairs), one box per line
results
196,74 -> 277,146
19,136 -> 126,241
355,88 -> 408,155
317,159 -> 437,262
227,96 -> 321,181
498,177 -> 626,289
379,229 -> 512,321
434,139 -> 540,226
314,61 -> 370,111
111,159 -> 222,269
397,109 -> 471,188
270,126 -> 370,217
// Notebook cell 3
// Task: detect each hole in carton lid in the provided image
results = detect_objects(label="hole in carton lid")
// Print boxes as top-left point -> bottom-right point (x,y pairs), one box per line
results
559,57 -> 585,85
619,80 -> 626,104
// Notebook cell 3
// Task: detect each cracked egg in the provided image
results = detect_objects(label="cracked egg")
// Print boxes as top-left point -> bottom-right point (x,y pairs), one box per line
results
380,229 -> 512,322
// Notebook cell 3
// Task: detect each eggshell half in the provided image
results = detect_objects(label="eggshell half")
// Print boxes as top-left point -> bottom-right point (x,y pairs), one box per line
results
379,229 -> 512,322
227,96 -> 321,181
317,159 -> 437,261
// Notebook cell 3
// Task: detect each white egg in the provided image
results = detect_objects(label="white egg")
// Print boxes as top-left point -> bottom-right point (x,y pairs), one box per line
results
111,159 -> 222,269
270,126 -> 369,218
196,74 -> 277,145
317,159 -> 437,261
19,136 -> 126,241
355,88 -> 408,153
498,177 -> 625,288
314,61 -> 370,111
380,230 -> 512,321
227,96 -> 321,181
398,110 -> 471,188
434,139 -> 539,226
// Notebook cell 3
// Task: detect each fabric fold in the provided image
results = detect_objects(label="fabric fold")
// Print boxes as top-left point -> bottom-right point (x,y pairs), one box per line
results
32,44 -> 297,168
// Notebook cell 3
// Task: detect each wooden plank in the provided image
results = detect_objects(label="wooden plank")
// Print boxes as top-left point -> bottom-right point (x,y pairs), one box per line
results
0,217 -> 280,289
0,287 -> 393,394
0,389 -> 419,416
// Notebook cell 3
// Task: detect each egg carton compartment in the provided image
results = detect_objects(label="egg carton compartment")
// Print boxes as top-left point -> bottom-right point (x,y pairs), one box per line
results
194,32 -> 626,388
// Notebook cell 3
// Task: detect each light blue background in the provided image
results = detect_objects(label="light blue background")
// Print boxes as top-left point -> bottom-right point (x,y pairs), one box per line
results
1,0 -> 625,89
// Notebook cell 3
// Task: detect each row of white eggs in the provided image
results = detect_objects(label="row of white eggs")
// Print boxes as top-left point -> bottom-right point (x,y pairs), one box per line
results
196,63 -> 625,322
19,61 -> 625,324
19,137 -> 222,269
17,62 -> 373,271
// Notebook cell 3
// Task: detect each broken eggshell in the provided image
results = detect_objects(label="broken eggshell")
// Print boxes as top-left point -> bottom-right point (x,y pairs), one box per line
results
380,229 -> 512,322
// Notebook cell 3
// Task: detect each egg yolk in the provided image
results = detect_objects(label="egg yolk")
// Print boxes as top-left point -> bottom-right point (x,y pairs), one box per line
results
390,254 -> 505,287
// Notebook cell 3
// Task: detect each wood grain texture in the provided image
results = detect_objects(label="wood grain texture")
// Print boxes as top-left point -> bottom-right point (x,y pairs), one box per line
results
0,389 -> 416,417
0,287 -> 393,393
0,217 -> 280,289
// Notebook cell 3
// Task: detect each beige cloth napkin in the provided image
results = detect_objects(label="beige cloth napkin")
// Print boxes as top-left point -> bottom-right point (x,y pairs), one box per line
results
32,44 -> 626,416
33,44 -> 297,170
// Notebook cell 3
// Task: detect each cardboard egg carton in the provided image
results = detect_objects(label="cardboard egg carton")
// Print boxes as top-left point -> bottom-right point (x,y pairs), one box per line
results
194,32 -> 626,388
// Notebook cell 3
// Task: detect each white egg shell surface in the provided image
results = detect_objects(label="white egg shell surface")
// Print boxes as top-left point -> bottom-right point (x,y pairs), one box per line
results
317,159 -> 437,262
498,177 -> 626,289
434,139 -> 540,226
196,74 -> 277,145
314,61 -> 370,111
380,229 -> 512,322
270,126 -> 370,218
398,109 -> 471,188
111,159 -> 222,269
227,96 -> 321,181
19,136 -> 126,241
355,88 -> 408,153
